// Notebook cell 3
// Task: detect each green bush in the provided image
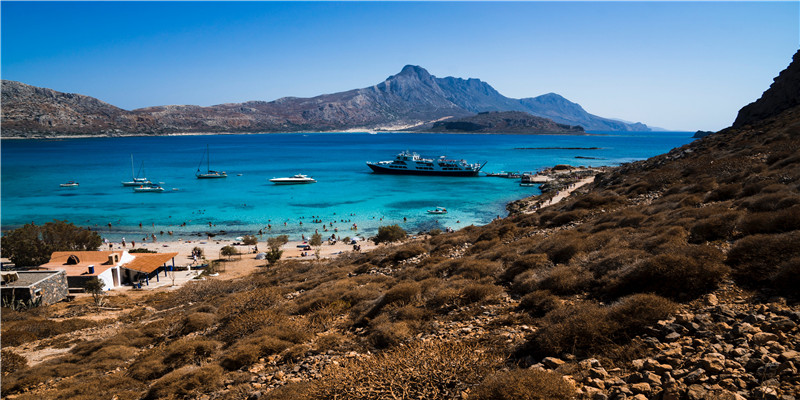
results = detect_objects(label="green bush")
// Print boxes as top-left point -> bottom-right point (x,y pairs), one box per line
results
242,234 -> 258,245
471,368 -> 576,400
373,224 -> 407,244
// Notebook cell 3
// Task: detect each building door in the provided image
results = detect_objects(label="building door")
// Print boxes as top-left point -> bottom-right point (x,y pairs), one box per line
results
111,268 -> 119,287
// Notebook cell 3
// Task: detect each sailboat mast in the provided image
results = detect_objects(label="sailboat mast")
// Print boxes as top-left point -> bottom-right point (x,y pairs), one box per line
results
207,144 -> 210,173
130,154 -> 135,179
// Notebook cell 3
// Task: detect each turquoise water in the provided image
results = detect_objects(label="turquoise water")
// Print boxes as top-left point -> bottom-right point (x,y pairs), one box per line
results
1,132 -> 693,241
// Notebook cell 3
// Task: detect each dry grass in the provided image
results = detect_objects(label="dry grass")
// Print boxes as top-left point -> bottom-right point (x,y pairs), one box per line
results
307,341 -> 504,400
471,368 -> 576,400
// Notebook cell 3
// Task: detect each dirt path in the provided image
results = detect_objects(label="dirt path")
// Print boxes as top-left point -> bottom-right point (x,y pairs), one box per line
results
524,175 -> 595,213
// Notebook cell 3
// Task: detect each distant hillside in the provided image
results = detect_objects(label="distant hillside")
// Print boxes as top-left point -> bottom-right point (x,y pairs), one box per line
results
419,111 -> 585,134
1,66 -> 650,137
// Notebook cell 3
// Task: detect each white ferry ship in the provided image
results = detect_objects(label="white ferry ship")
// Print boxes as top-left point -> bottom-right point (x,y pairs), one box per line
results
366,151 -> 485,177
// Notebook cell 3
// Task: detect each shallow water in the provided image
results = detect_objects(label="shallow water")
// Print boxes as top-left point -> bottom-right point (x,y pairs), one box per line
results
1,131 -> 693,241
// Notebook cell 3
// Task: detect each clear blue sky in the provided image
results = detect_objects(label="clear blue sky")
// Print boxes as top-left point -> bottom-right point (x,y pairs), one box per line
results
2,1 -> 798,131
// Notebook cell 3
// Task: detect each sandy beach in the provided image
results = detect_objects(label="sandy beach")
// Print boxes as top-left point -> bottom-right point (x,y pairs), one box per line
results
112,236 -> 377,267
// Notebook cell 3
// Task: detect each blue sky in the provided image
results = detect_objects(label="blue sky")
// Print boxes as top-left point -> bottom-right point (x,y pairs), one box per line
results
2,1 -> 798,131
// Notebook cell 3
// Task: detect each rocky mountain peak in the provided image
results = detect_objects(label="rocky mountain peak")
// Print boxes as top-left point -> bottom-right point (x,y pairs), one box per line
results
394,65 -> 433,80
733,50 -> 800,128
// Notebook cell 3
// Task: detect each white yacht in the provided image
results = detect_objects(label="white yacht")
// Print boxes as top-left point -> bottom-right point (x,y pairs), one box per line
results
269,174 -> 317,185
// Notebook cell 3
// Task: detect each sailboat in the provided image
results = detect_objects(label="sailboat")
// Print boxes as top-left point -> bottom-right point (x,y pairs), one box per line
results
196,144 -> 227,179
121,155 -> 152,186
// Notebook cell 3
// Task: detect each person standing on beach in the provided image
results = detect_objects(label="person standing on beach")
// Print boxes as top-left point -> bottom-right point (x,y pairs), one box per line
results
122,238 -> 126,247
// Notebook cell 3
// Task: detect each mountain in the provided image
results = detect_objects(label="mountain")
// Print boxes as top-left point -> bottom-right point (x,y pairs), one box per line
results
419,111 -> 585,134
733,50 -> 800,128
1,66 -> 650,137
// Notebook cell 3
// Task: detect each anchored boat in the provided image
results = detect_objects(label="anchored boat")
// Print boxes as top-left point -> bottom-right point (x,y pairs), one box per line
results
367,151 -> 485,176
269,174 -> 317,185
196,145 -> 227,179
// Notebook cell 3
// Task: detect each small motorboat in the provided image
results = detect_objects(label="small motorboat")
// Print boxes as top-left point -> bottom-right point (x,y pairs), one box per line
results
427,207 -> 447,214
133,184 -> 165,193
60,181 -> 79,187
269,174 -> 317,184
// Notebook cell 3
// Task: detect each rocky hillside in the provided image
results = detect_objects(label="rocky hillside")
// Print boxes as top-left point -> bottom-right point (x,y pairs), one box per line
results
734,50 -> 800,128
420,111 -> 585,134
1,66 -> 649,137
3,52 -> 799,400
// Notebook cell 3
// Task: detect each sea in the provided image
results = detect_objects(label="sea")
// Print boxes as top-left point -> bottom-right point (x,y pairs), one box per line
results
0,132 -> 694,242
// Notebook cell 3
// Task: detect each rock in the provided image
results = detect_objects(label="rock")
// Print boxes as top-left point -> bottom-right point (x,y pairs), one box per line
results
704,294 -> 719,306
687,384 -> 708,400
664,332 -> 681,342
630,382 -> 652,394
701,353 -> 727,374
632,394 -> 648,400
683,368 -> 707,384
643,371 -> 662,386
780,350 -> 800,362
542,357 -> 566,369
753,332 -> 779,345
589,368 -> 610,380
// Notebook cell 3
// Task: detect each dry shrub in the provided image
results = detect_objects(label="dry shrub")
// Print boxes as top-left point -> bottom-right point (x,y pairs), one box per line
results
180,312 -> 218,335
467,238 -> 502,256
143,364 -> 224,400
689,210 -> 742,243
605,246 -> 727,300
309,341 -> 503,400
1,361 -> 84,394
1,318 -> 99,347
82,345 -> 138,370
217,309 -> 287,343
641,226 -> 688,252
741,192 -> 800,212
501,253 -> 552,283
392,304 -> 433,322
162,338 -> 221,370
475,220 -> 519,243
537,264 -> 593,295
162,278 -> 262,309
540,210 -> 589,228
383,281 -> 421,306
518,290 -> 561,318
391,243 -> 427,262
1,350 -> 27,374
37,374 -> 146,400
532,231 -> 588,264
471,368 -> 576,400
739,205 -> 800,235
584,247 -> 648,276
772,257 -> 800,297
727,231 -> 800,287
527,294 -> 675,357
128,354 -> 168,381
368,315 -> 410,348
568,191 -> 622,211
216,286 -> 283,321
460,282 -> 503,304
219,335 -> 293,370
704,183 -> 740,202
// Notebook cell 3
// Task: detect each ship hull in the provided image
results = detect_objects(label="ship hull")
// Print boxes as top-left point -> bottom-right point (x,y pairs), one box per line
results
367,163 -> 480,177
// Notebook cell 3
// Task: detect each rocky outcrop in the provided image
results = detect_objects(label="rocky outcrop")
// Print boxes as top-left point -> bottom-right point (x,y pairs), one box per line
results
1,65 -> 650,137
530,286 -> 800,400
733,50 -> 800,128
421,111 -> 585,134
